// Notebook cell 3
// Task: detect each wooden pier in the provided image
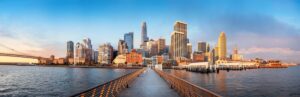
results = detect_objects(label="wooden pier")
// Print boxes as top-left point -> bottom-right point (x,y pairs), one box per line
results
70,67 -> 222,97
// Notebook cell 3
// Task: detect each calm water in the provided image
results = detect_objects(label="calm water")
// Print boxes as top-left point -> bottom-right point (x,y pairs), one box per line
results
0,65 -> 135,97
165,66 -> 300,97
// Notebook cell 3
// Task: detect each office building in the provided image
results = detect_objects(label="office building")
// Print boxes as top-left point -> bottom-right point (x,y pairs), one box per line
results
118,40 -> 128,55
124,32 -> 134,52
187,43 -> 192,59
170,21 -> 188,59
141,22 -> 149,47
98,43 -> 114,64
218,32 -> 227,60
197,42 -> 206,53
157,38 -> 166,55
66,41 -> 74,59
74,37 -> 93,65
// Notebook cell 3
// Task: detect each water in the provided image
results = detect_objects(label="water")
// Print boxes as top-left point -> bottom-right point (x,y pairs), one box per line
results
165,66 -> 300,97
0,65 -> 136,97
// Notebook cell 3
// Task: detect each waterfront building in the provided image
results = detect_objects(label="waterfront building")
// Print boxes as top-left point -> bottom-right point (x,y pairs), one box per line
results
218,32 -> 227,60
74,37 -> 93,65
124,32 -> 134,52
192,51 -> 205,62
113,54 -> 126,66
53,58 -> 66,65
98,43 -> 114,65
66,41 -> 74,58
231,46 -> 243,61
126,49 -> 143,65
141,22 -> 149,47
50,55 -> 55,61
118,40 -> 128,55
157,38 -> 166,55
187,43 -> 192,59
170,21 -> 188,59
175,57 -> 191,65
67,58 -> 74,64
197,41 -> 206,53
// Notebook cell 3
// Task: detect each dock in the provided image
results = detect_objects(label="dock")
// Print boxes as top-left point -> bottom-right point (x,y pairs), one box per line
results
118,68 -> 180,97
70,67 -> 221,97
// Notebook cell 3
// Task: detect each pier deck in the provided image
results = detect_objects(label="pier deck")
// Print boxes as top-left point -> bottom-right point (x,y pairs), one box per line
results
118,68 -> 180,97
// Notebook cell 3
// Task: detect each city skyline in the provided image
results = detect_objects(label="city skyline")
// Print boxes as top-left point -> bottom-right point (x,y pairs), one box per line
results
0,0 -> 300,63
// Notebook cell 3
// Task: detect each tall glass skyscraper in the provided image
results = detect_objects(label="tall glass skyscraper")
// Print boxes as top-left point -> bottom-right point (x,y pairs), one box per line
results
66,41 -> 74,58
141,22 -> 148,46
124,32 -> 134,52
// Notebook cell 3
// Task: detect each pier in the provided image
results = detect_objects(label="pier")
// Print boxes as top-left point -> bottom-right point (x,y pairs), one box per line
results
118,68 -> 179,97
71,67 -> 222,97
175,62 -> 259,73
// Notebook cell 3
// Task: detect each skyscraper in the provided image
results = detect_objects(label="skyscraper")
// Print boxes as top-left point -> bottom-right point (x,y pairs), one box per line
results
206,43 -> 210,53
98,43 -> 114,64
187,43 -> 192,59
147,39 -> 158,57
141,22 -> 149,47
197,41 -> 206,53
124,32 -> 134,52
118,40 -> 128,55
170,21 -> 188,59
218,32 -> 227,60
157,38 -> 166,55
75,37 -> 93,65
66,41 -> 74,59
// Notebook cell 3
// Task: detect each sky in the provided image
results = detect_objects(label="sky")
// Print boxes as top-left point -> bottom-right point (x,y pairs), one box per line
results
0,0 -> 300,63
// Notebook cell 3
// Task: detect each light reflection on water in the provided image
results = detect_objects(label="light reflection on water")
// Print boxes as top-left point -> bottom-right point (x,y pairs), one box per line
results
165,66 -> 300,97
0,65 -> 135,97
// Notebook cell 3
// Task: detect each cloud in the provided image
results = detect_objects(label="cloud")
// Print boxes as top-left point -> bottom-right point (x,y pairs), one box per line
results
240,47 -> 300,55
191,13 -> 300,63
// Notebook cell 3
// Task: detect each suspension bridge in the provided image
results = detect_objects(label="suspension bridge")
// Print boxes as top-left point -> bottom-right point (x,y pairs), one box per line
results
0,43 -> 46,63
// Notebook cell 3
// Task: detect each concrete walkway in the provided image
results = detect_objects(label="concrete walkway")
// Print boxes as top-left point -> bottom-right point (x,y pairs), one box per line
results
118,68 -> 180,97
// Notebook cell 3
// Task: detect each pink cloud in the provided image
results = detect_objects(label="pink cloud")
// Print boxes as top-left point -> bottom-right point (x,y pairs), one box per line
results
240,47 -> 300,55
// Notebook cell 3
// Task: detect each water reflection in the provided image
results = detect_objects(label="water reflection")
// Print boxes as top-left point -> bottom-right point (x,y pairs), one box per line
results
0,65 -> 135,97
165,66 -> 300,97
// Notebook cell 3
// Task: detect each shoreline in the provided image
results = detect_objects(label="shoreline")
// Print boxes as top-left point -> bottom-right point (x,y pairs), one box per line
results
0,64 -> 143,69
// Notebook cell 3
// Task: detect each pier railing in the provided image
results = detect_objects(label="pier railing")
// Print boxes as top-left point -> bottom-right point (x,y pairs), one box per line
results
154,69 -> 222,97
70,68 -> 146,97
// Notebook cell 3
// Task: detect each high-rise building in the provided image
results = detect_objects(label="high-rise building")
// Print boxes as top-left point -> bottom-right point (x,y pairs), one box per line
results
157,38 -> 166,55
94,51 -> 98,64
187,43 -> 192,59
118,40 -> 128,55
75,37 -> 93,65
66,41 -> 74,59
170,21 -> 188,59
174,21 -> 187,35
98,43 -> 114,64
147,39 -> 158,57
218,32 -> 227,60
141,22 -> 149,47
124,32 -> 134,52
197,41 -> 206,53
206,43 -> 210,53
214,45 -> 219,60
